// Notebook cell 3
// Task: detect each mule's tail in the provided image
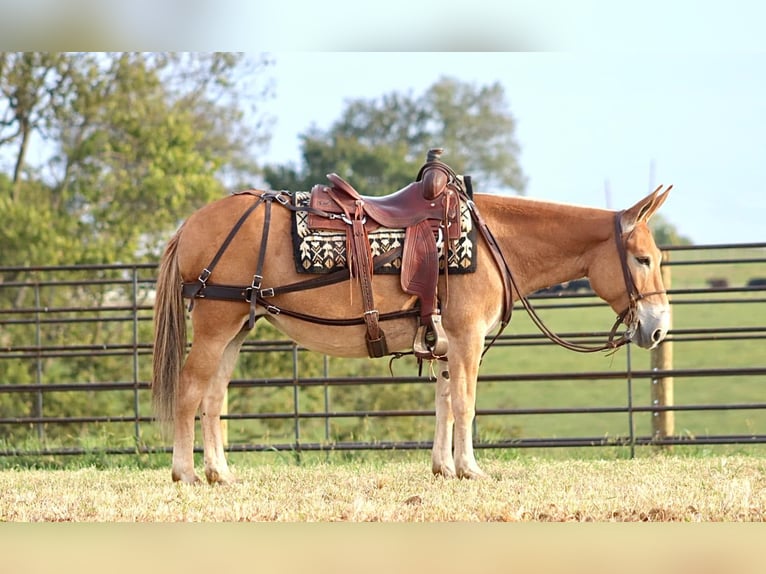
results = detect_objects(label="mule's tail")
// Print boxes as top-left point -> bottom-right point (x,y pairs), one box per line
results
152,225 -> 187,427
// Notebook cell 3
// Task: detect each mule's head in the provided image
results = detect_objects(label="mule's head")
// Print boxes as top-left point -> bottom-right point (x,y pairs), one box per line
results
588,185 -> 673,349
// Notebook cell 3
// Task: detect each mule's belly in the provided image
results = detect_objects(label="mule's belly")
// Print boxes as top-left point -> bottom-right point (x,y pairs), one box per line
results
264,314 -> 418,358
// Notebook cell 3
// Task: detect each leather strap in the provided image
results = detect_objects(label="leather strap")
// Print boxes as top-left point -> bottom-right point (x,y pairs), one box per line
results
351,214 -> 388,356
613,210 -> 665,316
464,198 -> 515,359
248,198 -> 272,329
185,195 -> 265,310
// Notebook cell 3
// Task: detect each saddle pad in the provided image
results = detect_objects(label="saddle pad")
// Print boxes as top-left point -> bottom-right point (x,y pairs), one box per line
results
291,191 -> 477,275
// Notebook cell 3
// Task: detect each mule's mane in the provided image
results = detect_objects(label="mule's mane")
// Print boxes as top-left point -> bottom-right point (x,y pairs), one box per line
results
480,193 -> 612,221
475,193 -> 615,296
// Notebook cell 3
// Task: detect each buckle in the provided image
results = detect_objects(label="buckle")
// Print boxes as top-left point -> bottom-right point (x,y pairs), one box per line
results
340,214 -> 366,225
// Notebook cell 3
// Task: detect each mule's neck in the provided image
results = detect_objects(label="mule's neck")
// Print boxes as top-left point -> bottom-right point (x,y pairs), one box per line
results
475,194 -> 614,297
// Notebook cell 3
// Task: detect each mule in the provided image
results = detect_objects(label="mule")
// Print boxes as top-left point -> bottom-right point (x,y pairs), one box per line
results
152,182 -> 672,484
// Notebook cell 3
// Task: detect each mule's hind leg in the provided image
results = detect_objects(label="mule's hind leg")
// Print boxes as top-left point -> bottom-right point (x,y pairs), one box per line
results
172,303 -> 246,484
201,328 -> 248,485
172,342 -> 223,484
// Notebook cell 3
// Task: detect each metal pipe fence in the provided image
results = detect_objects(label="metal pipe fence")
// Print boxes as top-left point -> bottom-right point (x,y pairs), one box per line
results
0,243 -> 764,460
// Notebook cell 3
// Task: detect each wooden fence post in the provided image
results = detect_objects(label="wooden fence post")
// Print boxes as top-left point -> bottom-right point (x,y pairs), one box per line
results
650,250 -> 674,448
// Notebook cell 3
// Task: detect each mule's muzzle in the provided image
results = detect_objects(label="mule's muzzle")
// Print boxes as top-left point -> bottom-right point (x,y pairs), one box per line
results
631,302 -> 670,349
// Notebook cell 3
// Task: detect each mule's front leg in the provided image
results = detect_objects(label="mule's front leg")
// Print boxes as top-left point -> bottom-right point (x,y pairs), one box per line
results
453,392 -> 486,479
450,354 -> 487,479
431,359 -> 456,477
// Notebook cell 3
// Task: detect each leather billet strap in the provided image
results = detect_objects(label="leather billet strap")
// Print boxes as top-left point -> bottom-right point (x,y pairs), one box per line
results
351,215 -> 388,357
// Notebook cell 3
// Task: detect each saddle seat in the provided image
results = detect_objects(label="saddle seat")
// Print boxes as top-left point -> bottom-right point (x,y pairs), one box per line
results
305,150 -> 465,360
308,171 -> 460,239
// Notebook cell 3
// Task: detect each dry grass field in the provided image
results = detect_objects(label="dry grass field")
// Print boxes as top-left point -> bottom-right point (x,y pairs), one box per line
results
2,455 -> 765,522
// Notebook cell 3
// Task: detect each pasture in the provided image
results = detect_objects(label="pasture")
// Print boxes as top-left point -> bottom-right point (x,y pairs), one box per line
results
1,455 -> 765,522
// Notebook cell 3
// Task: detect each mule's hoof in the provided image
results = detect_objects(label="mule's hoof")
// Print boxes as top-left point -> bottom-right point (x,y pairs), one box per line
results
432,463 -> 457,479
205,468 -> 238,486
456,467 -> 488,480
172,470 -> 202,485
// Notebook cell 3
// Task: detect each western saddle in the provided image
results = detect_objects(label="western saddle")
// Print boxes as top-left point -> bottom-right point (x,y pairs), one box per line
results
307,149 -> 466,360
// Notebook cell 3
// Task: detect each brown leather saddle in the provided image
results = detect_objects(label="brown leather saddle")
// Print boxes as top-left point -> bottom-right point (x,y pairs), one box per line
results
306,149 -> 465,360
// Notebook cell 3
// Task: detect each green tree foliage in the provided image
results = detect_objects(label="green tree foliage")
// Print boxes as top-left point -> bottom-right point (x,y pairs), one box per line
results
650,213 -> 693,246
0,52 -> 272,267
263,76 -> 527,196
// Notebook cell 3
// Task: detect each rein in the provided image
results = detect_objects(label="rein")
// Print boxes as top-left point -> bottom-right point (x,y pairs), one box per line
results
470,208 -> 664,355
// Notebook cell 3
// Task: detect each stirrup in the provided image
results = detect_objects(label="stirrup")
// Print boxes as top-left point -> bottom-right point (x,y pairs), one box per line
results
413,315 -> 449,359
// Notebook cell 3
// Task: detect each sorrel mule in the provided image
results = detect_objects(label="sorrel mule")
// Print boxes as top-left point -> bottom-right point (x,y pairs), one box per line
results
152,184 -> 672,484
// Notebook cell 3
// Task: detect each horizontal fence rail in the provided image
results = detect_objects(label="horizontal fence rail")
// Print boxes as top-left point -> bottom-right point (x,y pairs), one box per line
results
0,243 -> 764,460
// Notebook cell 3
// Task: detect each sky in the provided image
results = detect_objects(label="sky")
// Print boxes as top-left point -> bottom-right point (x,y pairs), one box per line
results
257,52 -> 766,246
2,0 -> 764,246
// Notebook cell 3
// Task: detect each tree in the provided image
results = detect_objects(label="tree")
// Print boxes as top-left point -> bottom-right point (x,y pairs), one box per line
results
0,52 -> 274,447
0,52 -> 273,267
264,76 -> 527,196
0,53 -> 71,200
650,214 -> 693,246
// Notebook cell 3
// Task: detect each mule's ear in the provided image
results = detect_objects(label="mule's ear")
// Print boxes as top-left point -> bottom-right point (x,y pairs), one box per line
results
620,185 -> 673,234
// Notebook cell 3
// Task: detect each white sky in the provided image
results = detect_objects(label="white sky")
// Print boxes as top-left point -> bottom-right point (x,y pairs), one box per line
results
258,52 -> 766,246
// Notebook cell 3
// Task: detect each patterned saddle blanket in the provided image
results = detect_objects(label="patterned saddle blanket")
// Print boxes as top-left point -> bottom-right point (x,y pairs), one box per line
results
291,191 -> 477,275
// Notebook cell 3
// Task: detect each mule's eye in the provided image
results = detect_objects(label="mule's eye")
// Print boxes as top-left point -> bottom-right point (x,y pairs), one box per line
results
635,255 -> 651,267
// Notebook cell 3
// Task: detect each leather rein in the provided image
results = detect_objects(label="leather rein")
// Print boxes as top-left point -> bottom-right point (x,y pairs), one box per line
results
181,188 -> 664,357
479,208 -> 666,354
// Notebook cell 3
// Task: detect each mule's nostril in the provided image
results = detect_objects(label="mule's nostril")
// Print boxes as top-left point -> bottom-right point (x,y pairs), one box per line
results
652,328 -> 663,343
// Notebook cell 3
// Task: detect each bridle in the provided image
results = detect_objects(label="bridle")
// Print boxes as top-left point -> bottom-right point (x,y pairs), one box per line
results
475,207 -> 666,355
610,210 -> 667,337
